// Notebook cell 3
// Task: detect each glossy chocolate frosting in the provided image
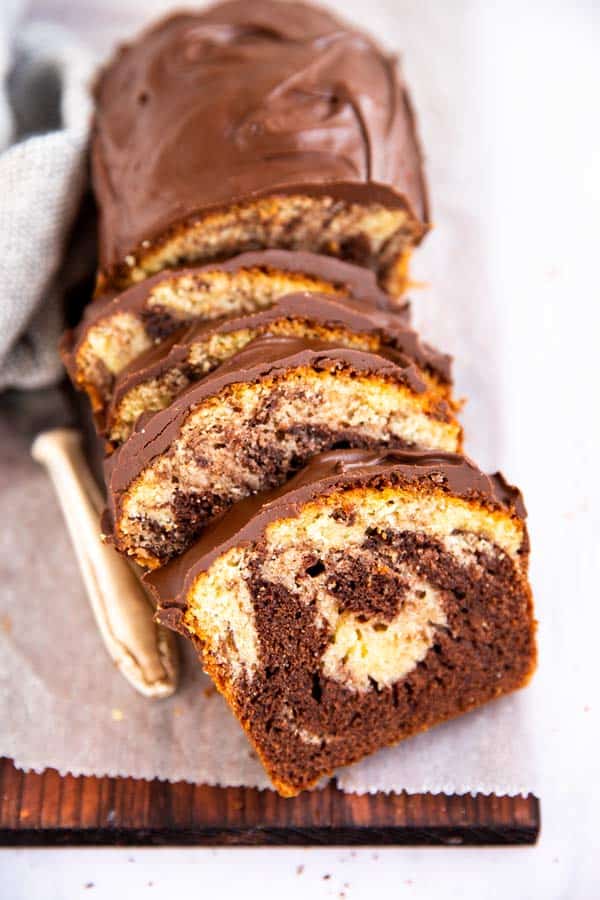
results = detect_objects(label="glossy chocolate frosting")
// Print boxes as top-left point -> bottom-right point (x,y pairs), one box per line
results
107,290 -> 451,430
62,249 -> 408,375
104,333 -> 443,510
145,448 -> 526,621
92,0 -> 428,272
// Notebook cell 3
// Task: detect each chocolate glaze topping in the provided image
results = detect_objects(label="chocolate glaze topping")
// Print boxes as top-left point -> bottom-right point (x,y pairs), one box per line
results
104,333 -> 442,509
92,0 -> 428,272
61,250 -> 407,376
107,290 -> 451,428
145,448 -> 527,619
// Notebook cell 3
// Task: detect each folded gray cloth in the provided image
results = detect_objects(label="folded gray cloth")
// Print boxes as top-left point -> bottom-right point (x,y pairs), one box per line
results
0,8 -> 95,390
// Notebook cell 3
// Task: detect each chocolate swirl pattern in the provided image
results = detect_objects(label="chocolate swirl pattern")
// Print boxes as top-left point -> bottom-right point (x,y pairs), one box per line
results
146,449 -> 535,796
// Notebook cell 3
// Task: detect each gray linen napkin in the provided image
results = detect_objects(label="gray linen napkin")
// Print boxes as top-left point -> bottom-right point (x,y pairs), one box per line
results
0,5 -> 94,390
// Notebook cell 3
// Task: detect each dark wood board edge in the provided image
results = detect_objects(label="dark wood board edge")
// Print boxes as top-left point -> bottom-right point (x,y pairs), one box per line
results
0,758 -> 540,846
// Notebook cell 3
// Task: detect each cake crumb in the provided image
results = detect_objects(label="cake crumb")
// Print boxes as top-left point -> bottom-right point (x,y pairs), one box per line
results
296,864 -> 304,875
323,874 -> 331,880
84,884 -> 94,890
203,685 -> 217,698
111,708 -> 124,721
1,614 -> 12,634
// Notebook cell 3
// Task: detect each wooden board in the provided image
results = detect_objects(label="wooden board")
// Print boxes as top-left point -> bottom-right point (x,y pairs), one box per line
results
0,758 -> 539,846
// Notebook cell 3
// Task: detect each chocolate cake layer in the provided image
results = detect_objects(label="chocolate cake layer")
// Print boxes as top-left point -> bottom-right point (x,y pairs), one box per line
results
146,449 -> 535,796
92,0 -> 428,291
61,250 -> 406,415
106,291 -> 451,446
104,338 -> 463,567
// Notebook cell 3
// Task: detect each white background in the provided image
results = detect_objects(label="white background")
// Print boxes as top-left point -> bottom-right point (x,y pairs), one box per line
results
2,0 -> 600,897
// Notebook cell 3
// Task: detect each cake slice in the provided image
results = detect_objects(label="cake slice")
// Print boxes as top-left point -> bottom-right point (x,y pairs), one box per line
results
146,449 -> 536,797
61,250 -> 402,416
92,1 -> 428,292
105,291 -> 450,447
104,336 -> 462,568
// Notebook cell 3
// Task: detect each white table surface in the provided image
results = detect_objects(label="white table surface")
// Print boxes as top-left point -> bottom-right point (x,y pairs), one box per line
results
2,1 -> 599,897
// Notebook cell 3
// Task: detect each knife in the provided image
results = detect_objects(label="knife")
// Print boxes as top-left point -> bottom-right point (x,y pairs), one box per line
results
30,417 -> 178,699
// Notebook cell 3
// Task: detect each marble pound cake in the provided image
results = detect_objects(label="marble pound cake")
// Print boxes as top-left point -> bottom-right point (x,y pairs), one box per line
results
105,291 -> 451,447
92,0 -> 428,293
61,251 -> 402,418
146,449 -> 536,796
104,336 -> 463,568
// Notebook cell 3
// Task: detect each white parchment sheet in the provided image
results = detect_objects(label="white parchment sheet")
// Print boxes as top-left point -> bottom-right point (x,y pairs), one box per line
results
1,0 -> 598,804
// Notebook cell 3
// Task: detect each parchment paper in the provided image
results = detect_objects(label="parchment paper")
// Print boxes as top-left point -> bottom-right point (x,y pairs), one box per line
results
0,0 -> 574,796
